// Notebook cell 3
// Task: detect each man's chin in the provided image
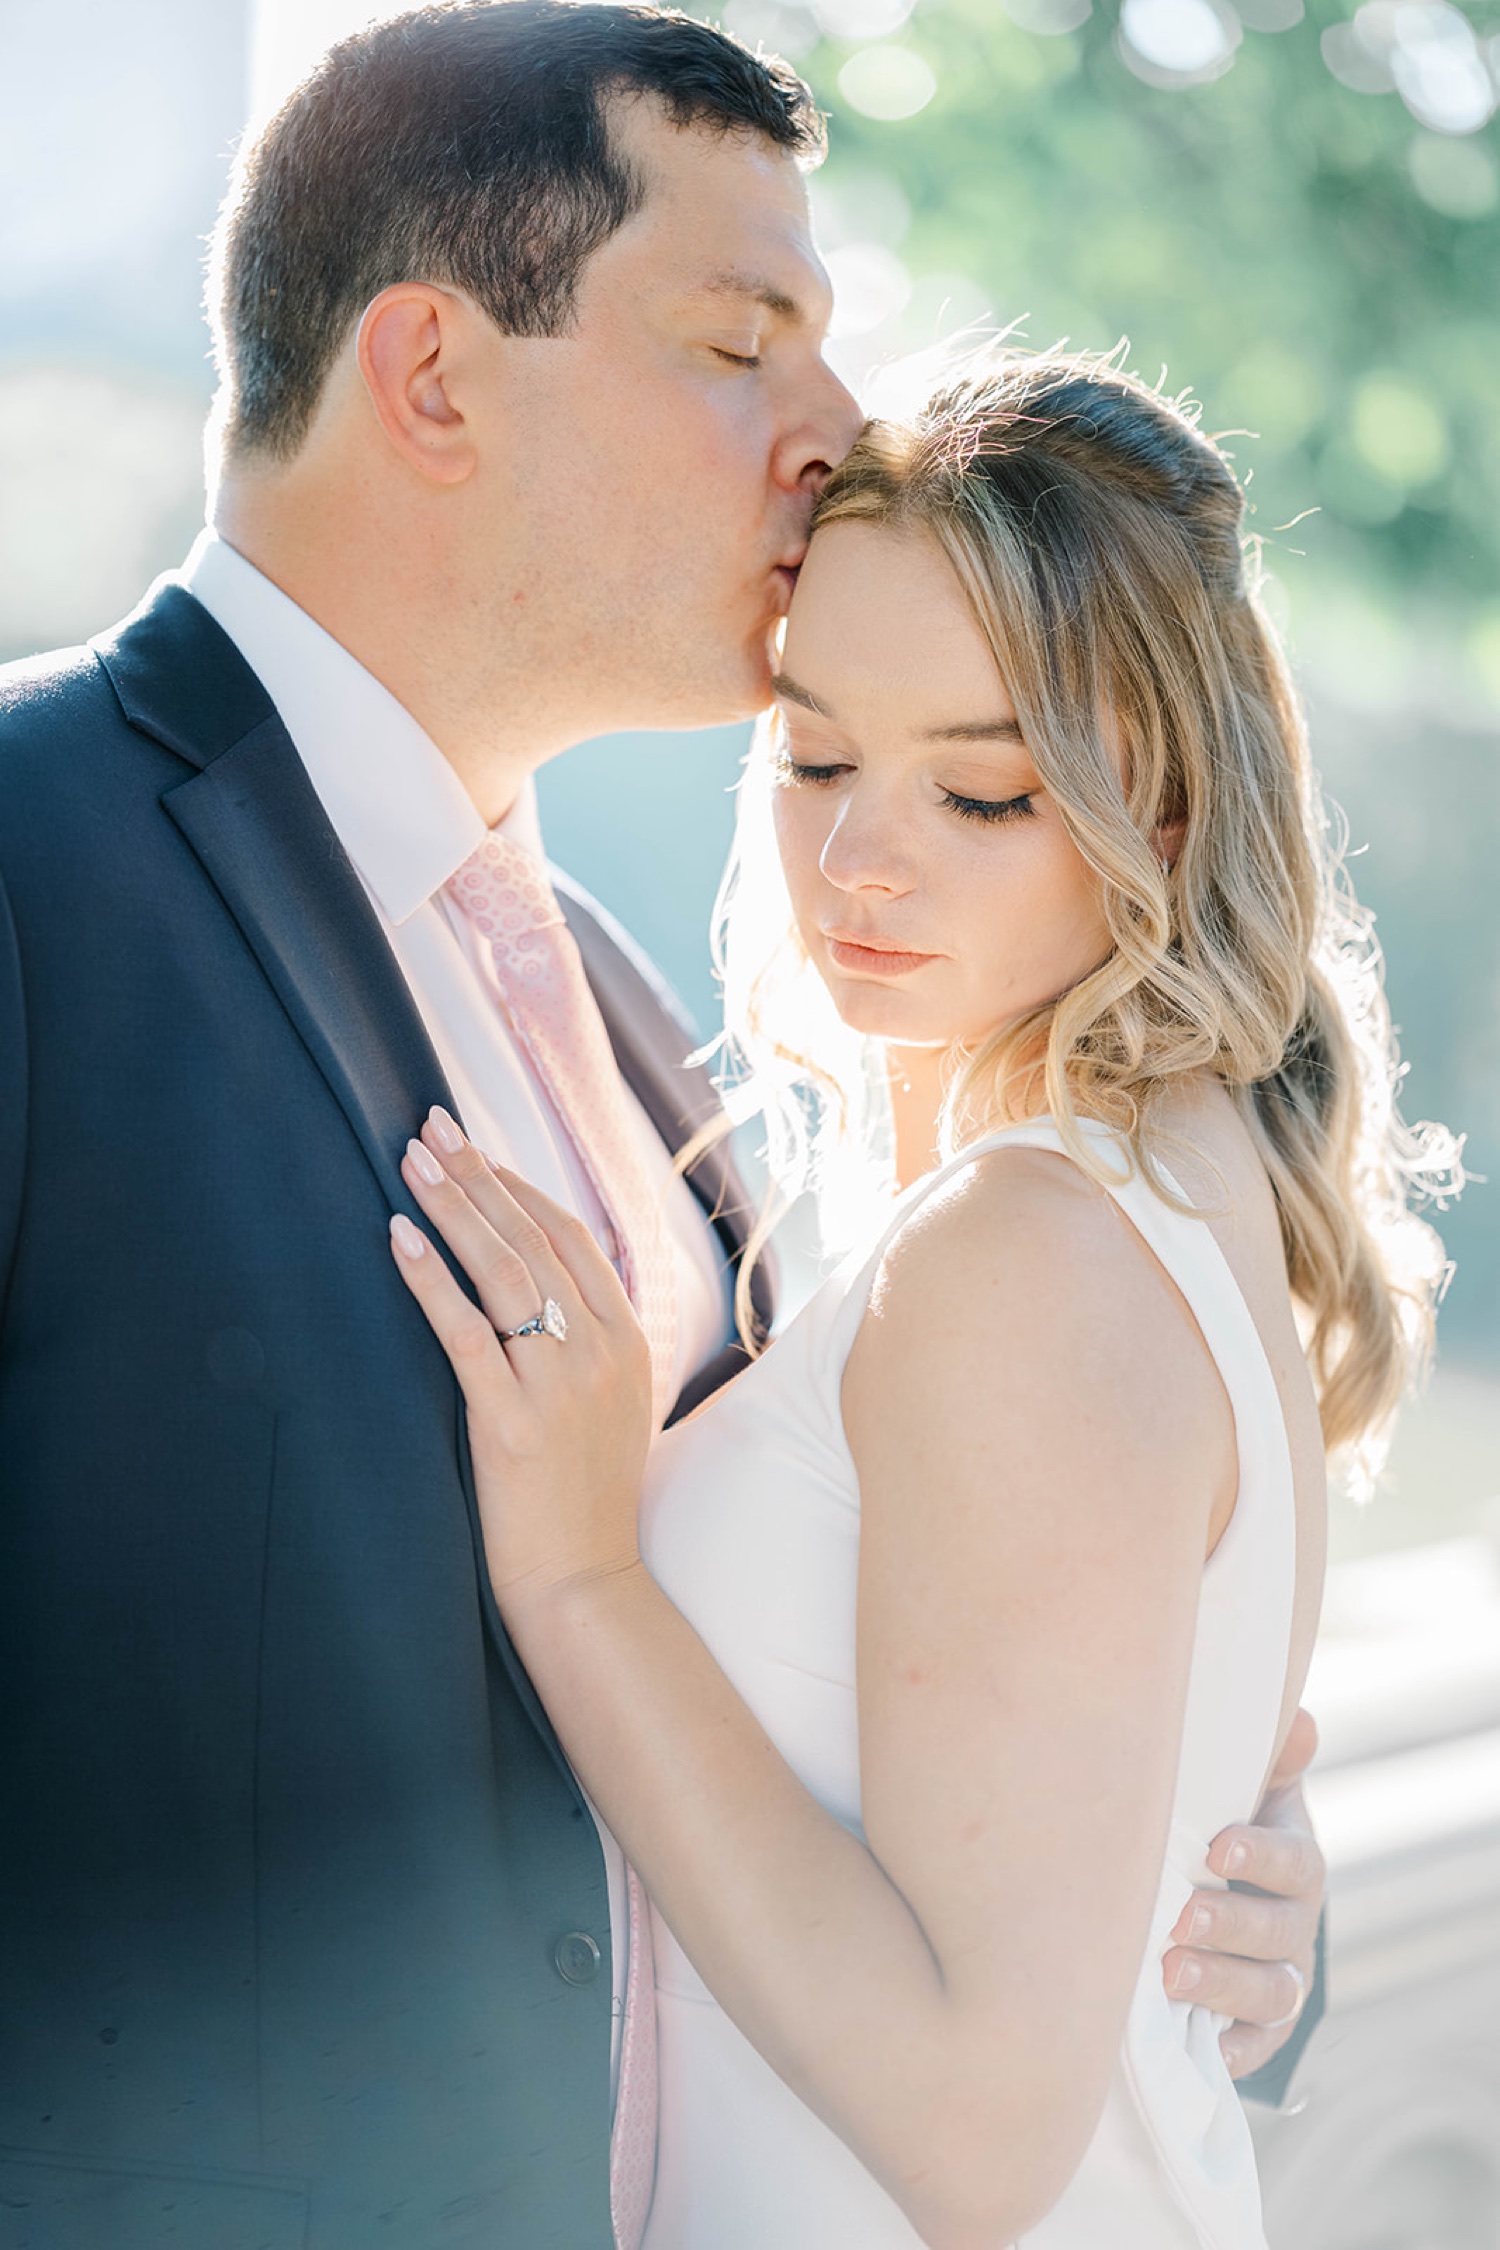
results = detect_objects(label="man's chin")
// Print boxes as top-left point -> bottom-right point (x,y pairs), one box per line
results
656,653 -> 777,733
589,631 -> 776,737
726,631 -> 780,721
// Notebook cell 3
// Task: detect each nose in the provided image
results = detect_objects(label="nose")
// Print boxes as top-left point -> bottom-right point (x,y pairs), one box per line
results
773,356 -> 864,501
817,791 -> 914,898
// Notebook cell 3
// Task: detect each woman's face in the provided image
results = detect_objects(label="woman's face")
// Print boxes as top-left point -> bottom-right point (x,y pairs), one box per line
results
773,520 -> 1114,1053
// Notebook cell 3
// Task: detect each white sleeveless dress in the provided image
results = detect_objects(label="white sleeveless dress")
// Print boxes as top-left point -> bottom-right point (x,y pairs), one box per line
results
637,1120 -> 1296,2250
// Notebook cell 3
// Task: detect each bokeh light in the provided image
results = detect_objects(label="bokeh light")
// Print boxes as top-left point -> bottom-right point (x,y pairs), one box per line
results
1119,0 -> 1242,82
1350,369 -> 1453,486
1001,0 -> 1096,35
1407,126 -> 1500,210
813,0 -> 916,39
836,40 -> 939,118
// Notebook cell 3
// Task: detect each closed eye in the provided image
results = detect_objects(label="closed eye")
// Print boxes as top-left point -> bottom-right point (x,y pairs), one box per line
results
943,789 -> 1035,825
778,757 -> 849,786
711,347 -> 763,369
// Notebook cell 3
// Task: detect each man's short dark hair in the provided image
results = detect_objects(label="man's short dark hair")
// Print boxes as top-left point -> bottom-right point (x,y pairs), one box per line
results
208,0 -> 824,462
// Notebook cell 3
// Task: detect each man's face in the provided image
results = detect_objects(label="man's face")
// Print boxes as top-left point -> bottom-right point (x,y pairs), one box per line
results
482,100 -> 862,735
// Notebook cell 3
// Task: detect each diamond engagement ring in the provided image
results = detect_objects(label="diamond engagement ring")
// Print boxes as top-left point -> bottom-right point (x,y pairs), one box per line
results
497,1298 -> 569,1343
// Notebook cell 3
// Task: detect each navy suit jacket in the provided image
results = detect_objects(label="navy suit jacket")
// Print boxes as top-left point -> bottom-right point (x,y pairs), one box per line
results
0,581 -> 767,2250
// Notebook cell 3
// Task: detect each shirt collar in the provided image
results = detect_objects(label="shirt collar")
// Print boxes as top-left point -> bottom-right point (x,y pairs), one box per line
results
180,527 -> 544,924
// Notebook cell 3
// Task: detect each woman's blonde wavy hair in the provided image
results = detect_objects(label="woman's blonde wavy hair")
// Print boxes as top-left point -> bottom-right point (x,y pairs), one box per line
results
702,347 -> 1460,1475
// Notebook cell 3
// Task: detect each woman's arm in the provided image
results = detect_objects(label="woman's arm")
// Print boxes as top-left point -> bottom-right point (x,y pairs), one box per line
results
840,1147 -> 1235,2229
390,1124 -> 1234,2249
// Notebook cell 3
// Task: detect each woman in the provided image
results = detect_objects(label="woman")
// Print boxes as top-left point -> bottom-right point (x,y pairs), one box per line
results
387,355 -> 1455,2246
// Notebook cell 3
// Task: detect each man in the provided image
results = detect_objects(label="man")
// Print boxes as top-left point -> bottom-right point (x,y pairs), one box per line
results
0,6 -> 1323,2245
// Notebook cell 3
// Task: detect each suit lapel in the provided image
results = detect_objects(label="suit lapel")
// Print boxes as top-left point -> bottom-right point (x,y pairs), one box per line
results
556,876 -> 776,1392
99,580 -> 453,1228
162,722 -> 449,1226
96,581 -> 583,1790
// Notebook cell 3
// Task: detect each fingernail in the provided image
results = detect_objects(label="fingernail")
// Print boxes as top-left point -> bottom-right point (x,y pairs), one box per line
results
1225,1843 -> 1250,1877
428,1106 -> 464,1154
1170,1957 -> 1203,1996
1189,1906 -> 1213,1943
390,1214 -> 426,1260
406,1138 -> 444,1187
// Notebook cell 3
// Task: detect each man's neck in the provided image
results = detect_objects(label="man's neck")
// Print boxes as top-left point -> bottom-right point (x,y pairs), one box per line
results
210,500 -> 569,829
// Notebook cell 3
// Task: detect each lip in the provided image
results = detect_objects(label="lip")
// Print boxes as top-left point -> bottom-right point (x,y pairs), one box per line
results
823,932 -> 941,978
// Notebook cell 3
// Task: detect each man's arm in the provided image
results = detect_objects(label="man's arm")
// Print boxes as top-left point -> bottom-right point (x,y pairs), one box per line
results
1162,1707 -> 1327,2099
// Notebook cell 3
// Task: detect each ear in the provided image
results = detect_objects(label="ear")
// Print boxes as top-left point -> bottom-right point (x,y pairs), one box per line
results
1155,815 -> 1187,872
356,284 -> 478,487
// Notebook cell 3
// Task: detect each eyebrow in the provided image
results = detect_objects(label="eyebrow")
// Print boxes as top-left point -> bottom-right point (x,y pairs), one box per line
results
919,717 -> 1026,744
695,269 -> 808,324
772,673 -> 1025,745
771,671 -> 831,715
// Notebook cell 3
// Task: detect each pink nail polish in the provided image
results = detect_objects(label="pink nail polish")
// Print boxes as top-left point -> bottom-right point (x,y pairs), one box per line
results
428,1106 -> 464,1154
406,1138 -> 444,1187
391,1214 -> 426,1260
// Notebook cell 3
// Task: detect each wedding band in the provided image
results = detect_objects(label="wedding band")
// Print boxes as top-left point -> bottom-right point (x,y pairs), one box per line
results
497,1297 -> 568,1343
1261,1961 -> 1307,2031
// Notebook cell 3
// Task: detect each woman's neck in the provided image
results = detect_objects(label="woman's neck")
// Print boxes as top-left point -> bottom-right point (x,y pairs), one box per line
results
887,1047 -> 954,1190
887,1043 -> 1061,1188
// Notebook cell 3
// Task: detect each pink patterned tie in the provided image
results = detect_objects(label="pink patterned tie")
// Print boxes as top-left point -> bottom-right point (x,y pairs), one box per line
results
445,830 -> 665,2249
445,830 -> 677,1425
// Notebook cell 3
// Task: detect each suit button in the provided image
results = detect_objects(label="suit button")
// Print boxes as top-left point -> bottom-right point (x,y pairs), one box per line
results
553,1930 -> 602,1986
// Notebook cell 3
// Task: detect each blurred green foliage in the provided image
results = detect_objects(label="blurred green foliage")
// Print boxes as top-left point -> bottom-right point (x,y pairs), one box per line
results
814,0 -> 1500,629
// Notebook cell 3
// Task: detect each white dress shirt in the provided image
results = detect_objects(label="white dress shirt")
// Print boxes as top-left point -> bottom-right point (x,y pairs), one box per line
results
182,527 -> 730,2098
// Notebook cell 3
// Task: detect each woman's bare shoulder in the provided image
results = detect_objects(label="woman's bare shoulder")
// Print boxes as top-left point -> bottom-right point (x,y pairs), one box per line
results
868,1140 -> 1147,1328
843,1132 -> 1234,1594
852,1137 -> 1226,1446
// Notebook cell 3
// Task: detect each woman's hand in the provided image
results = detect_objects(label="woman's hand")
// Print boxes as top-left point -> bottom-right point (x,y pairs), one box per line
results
388,1105 -> 655,1615
1166,1706 -> 1326,2081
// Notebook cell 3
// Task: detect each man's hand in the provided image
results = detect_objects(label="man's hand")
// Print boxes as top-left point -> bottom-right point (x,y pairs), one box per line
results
1161,1707 -> 1325,2078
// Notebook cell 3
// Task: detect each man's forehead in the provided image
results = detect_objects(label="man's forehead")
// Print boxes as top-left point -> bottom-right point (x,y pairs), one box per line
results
622,207 -> 831,326
596,100 -> 830,320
